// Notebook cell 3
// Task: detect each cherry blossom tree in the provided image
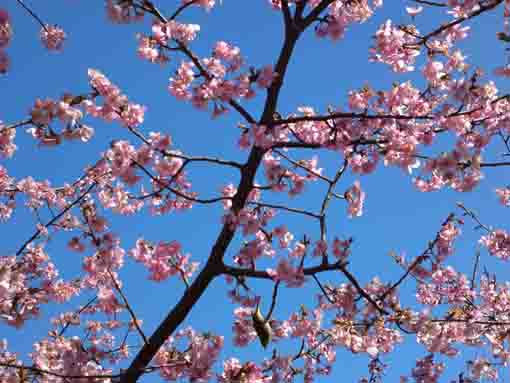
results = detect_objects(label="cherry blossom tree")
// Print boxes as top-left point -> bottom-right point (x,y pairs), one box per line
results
3,0 -> 510,382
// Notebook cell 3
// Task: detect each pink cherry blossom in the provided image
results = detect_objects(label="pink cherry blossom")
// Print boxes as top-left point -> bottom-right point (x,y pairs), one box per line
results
0,9 -> 12,49
370,20 -> 420,72
267,259 -> 306,287
213,41 -> 243,72
0,123 -> 16,158
106,0 -> 144,23
129,239 -> 198,281
344,181 -> 365,218
496,187 -> 510,206
480,229 -> 510,260
406,6 -> 423,17
183,0 -> 217,11
152,20 -> 200,45
6,2 -> 510,382
256,65 -> 277,88
494,64 -> 510,77
0,49 -> 8,74
40,25 -> 66,51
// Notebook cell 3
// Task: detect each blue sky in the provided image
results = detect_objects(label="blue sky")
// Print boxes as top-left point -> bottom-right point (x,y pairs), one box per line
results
2,0 -> 510,382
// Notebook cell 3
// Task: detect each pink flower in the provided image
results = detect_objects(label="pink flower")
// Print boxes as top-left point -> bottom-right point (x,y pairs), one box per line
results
496,187 -> 510,206
68,237 -> 85,253
469,358 -> 498,381
423,60 -> 447,86
106,0 -> 144,23
97,287 -> 122,314
442,23 -> 470,42
183,0 -> 216,10
0,9 -> 12,49
405,6 -> 423,17
332,237 -> 352,259
494,65 -> 510,77
370,20 -> 420,72
219,359 -> 266,383
0,123 -> 16,158
273,225 -> 294,249
256,65 -> 277,88
267,259 -> 306,287
169,61 -> 195,100
120,103 -> 146,128
345,181 -> 365,218
480,230 -> 510,260
129,239 -> 198,281
136,34 -> 166,64
0,49 -> 8,74
154,156 -> 183,177
213,41 -> 243,72
313,240 -> 328,257
410,355 -> 445,383
40,25 -> 66,51
30,98 -> 56,125
221,184 -> 236,210
152,21 -> 200,44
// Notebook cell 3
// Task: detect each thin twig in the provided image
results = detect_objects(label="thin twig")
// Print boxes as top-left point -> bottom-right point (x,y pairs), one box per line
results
15,0 -> 48,31
16,183 -> 96,256
106,268 -> 148,345
471,249 -> 481,290
411,0 -> 447,6
338,263 -> 388,315
265,281 -> 281,321
312,274 -> 335,304
248,201 -> 321,219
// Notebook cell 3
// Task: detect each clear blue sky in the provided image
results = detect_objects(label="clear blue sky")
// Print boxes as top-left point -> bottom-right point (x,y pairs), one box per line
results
2,1 -> 510,382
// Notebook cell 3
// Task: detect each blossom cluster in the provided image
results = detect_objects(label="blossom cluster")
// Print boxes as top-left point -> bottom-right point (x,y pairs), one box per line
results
40,25 -> 66,51
0,8 -> 11,74
26,96 -> 94,147
129,239 -> 199,282
83,69 -> 146,128
314,0 -> 383,40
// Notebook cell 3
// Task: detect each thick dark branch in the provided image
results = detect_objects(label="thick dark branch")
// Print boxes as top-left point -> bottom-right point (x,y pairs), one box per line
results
274,112 -> 434,126
222,260 -> 347,279
270,94 -> 510,127
259,18 -> 301,124
281,0 -> 293,29
122,3 -> 303,381
300,0 -> 335,29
